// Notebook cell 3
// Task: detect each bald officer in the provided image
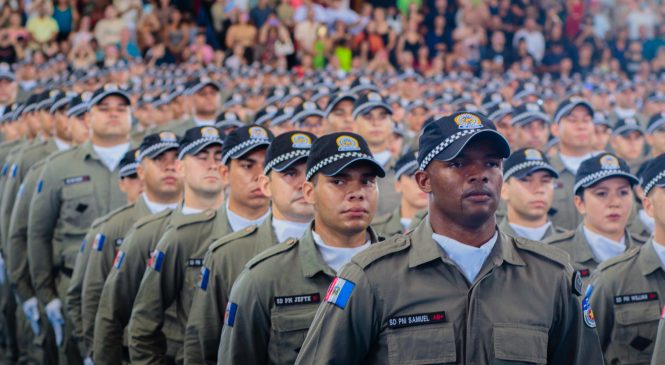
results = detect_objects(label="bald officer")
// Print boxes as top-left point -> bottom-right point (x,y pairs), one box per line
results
295,112 -> 604,364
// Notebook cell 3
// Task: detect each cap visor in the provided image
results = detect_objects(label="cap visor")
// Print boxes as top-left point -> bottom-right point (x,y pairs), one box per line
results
435,130 -> 511,162
95,91 -> 131,106
576,172 -> 639,194
320,157 -> 386,178
143,145 -> 179,160
227,141 -> 270,161
180,140 -> 223,159
511,166 -> 559,180
352,102 -> 393,119
271,155 -> 309,173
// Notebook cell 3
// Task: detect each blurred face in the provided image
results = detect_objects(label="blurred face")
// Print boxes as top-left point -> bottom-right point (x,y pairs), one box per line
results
593,124 -> 611,151
260,162 -> 313,222
0,79 -> 17,105
494,115 -> 513,145
138,150 -> 182,200
513,120 -> 549,150
39,111 -> 55,135
69,113 -> 91,144
300,116 -> 328,136
405,107 -> 428,132
26,112 -> 42,136
327,100 -> 354,132
53,111 -> 70,140
610,131 -> 645,161
118,177 -> 143,203
647,126 -> 665,156
180,145 -> 224,198
355,107 -> 392,149
501,171 -> 554,222
193,86 -> 221,117
396,173 -> 428,211
552,106 -> 594,152
575,177 -> 633,239
89,95 -> 131,140
644,187 -> 665,235
303,164 -> 378,237
221,148 -> 269,210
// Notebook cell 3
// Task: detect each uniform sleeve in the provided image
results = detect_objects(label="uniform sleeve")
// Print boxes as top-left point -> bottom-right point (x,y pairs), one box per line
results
93,227 -> 151,365
0,158 -> 22,250
547,268 -> 604,365
295,262 -> 379,365
128,235 -> 182,364
27,163 -> 62,304
652,316 -> 665,365
184,251 -> 224,365
217,268 -> 271,365
589,274 -> 615,352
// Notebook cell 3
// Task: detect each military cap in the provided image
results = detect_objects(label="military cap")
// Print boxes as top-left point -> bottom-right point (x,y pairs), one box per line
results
215,111 -> 244,130
512,102 -> 550,126
221,125 -> 274,164
647,91 -> 665,103
573,153 -> 638,194
138,131 -> 180,161
223,94 -> 244,109
397,69 -> 424,83
325,92 -> 357,117
553,97 -> 593,124
417,111 -> 510,171
647,112 -> 665,134
265,87 -> 287,106
512,82 -> 540,103
305,132 -> 385,181
503,148 -> 559,181
270,107 -> 295,127
393,152 -> 418,179
0,63 -> 15,81
593,112 -> 611,127
188,76 -> 221,94
254,106 -> 279,126
612,117 -> 645,136
263,131 -> 316,175
119,148 -> 140,178
352,92 -> 393,120
641,153 -> 665,196
311,86 -> 334,103
292,101 -> 325,125
481,92 -> 504,111
349,77 -> 379,94
49,92 -> 76,114
152,92 -> 173,108
66,92 -> 91,117
405,100 -> 430,113
89,84 -> 131,106
179,126 -> 224,160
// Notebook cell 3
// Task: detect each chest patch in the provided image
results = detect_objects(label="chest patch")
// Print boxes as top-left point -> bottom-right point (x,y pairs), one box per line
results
387,312 -> 447,329
614,292 -> 659,305
274,293 -> 320,307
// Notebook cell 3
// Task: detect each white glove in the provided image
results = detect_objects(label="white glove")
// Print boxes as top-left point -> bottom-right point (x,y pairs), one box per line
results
22,297 -> 40,335
0,253 -> 6,284
84,357 -> 94,365
46,298 -> 64,347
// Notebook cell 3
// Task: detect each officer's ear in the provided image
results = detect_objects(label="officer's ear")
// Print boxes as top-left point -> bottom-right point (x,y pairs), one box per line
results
136,163 -> 146,183
302,176 -> 316,205
608,135 -> 620,152
394,176 -> 403,194
414,169 -> 432,194
643,194 -> 655,219
500,179 -> 511,202
258,174 -> 272,198
645,134 -> 656,148
550,122 -> 560,138
573,193 -> 586,216
219,163 -> 230,186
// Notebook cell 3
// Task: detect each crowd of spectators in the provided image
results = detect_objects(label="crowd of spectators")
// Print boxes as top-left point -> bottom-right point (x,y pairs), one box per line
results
1,0 -> 665,80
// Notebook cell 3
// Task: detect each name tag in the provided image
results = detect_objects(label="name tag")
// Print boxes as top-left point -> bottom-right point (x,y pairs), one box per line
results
387,312 -> 446,329
187,258 -> 204,267
274,293 -> 321,307
577,269 -> 591,278
64,175 -> 91,185
614,292 -> 659,305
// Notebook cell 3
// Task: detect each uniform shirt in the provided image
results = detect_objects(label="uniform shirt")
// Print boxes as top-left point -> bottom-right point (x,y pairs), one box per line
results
193,117 -> 215,126
652,240 -> 665,269
142,193 -> 178,214
509,222 -> 552,241
312,231 -> 371,273
272,218 -> 309,243
400,218 -> 411,232
181,206 -> 204,215
432,231 -> 497,283
92,143 -> 130,171
294,220 -> 604,365
376,157 -> 400,217
371,206 -> 404,238
549,154 -> 582,230
53,137 -> 70,151
226,201 -> 270,232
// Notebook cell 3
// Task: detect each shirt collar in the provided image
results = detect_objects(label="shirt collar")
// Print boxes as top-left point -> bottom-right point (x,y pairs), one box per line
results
638,238 -> 664,276
570,224 -> 599,264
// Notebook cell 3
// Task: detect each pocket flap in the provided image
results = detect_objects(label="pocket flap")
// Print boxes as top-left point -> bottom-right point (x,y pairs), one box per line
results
615,304 -> 661,326
62,182 -> 94,199
271,309 -> 315,332
387,324 -> 456,364
494,324 -> 548,363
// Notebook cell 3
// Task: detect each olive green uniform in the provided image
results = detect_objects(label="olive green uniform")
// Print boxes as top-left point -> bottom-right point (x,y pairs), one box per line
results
128,207 -> 232,364
651,309 -> 665,364
371,206 -> 406,238
497,216 -> 568,241
549,153 -> 582,230
376,157 -> 400,217
184,216 -> 278,365
80,197 -> 151,358
589,240 -> 665,364
628,211 -> 653,239
27,141 -> 127,363
294,221 -> 604,365
218,227 -> 381,365
408,209 -> 427,231
546,225 -> 647,288
93,208 -> 175,365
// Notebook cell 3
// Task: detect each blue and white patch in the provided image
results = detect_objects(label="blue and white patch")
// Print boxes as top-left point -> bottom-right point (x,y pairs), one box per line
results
36,179 -> 44,194
92,234 -> 106,252
198,267 -> 210,291
10,164 -> 18,178
1,164 -> 9,176
225,302 -> 238,327
149,250 -> 165,272
583,285 -> 596,328
113,251 -> 126,269
79,239 -> 86,253
325,277 -> 355,309
17,184 -> 24,199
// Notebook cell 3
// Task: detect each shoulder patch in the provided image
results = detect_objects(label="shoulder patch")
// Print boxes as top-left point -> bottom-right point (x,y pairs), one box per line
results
352,235 -> 410,269
597,246 -> 639,272
513,236 -> 571,269
325,277 -> 356,309
134,208 -> 174,229
208,225 -> 258,252
172,209 -> 216,229
544,229 -> 576,245
246,238 -> 298,269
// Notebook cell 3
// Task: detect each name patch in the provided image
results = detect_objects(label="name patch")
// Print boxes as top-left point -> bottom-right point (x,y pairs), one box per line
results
614,292 -> 659,305
387,312 -> 446,329
274,293 -> 320,307
577,269 -> 591,278
187,258 -> 204,267
64,175 -> 91,185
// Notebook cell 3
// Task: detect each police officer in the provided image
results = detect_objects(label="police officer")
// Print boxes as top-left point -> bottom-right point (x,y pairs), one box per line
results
292,101 -> 329,136
218,132 -> 384,365
0,63 -> 17,116
295,112 -> 604,364
325,93 -> 356,133
371,151 -> 428,238
647,113 -> 665,159
589,154 -> 665,364
161,77 -> 221,135
499,148 -> 567,241
128,125 -> 273,363
28,84 -> 132,363
353,92 -> 400,216
546,153 -> 644,286
510,102 -> 551,151
610,117 -> 648,172
79,132 -> 183,361
184,131 -> 316,364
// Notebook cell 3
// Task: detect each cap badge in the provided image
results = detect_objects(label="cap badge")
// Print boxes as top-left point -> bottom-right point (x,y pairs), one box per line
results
249,126 -> 269,140
454,113 -> 483,130
524,149 -> 543,161
134,150 -> 140,159
303,101 -> 317,110
159,132 -> 177,142
201,127 -> 219,138
104,84 -> 118,92
81,91 -> 93,102
526,103 -> 540,112
367,92 -> 382,102
291,133 -> 312,149
336,135 -> 361,152
600,155 -> 620,170
224,112 -> 237,121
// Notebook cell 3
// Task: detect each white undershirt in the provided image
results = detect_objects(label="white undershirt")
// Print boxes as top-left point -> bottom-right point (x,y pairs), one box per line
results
373,150 -> 392,168
53,137 -> 70,151
509,222 -> 551,241
272,218 -> 310,243
652,239 -> 665,270
584,226 -> 626,262
639,209 -> 655,235
312,231 -> 371,273
142,193 -> 179,214
400,218 -> 411,232
559,153 -> 593,175
93,143 -> 130,171
181,206 -> 204,215
194,116 -> 215,126
226,200 -> 270,232
432,231 -> 498,283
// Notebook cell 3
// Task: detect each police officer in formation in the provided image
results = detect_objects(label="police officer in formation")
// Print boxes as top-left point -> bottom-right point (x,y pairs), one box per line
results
1,59 -> 665,365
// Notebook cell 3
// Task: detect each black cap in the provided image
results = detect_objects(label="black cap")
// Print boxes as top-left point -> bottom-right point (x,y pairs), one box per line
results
511,103 -> 550,126
553,97 -> 593,124
292,101 -> 325,125
50,92 -> 76,114
573,153 -> 638,194
593,112 -> 611,127
178,126 -> 224,160
188,76 -> 221,94
418,111 -> 511,171
393,152 -> 418,179
512,82 -> 540,103
641,153 -> 665,196
503,148 -> 559,181
0,63 -> 15,81
325,92 -> 357,116
254,105 -> 279,126
66,92 -> 91,117
215,111 -> 244,130
221,125 -> 274,164
271,107 -> 295,127
305,132 -> 385,181
488,102 -> 513,121
138,131 -> 180,161
648,112 -> 665,134
119,148 -> 140,178
89,84 -> 131,106
352,92 -> 393,120
612,117 -> 645,136
349,77 -> 379,94
263,131 -> 316,175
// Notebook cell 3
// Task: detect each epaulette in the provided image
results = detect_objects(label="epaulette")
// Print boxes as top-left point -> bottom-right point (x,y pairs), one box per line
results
208,225 -> 258,252
544,229 -> 575,244
630,231 -> 649,245
552,225 -> 570,235
172,209 -> 216,229
103,202 -> 136,222
597,246 -> 640,272
89,214 -> 112,230
352,234 -> 409,269
246,238 -> 298,269
134,208 -> 173,230
513,236 -> 571,270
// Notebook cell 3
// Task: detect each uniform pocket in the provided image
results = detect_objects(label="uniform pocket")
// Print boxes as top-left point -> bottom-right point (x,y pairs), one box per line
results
61,183 -> 98,233
387,324 -> 456,364
613,304 -> 659,363
493,324 -> 548,364
269,308 -> 316,365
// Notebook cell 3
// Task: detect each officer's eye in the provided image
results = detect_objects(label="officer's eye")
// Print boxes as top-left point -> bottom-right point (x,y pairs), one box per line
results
619,188 -> 631,196
362,177 -> 376,185
331,178 -> 345,185
486,161 -> 500,168
448,161 -> 462,168
594,190 -> 607,197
